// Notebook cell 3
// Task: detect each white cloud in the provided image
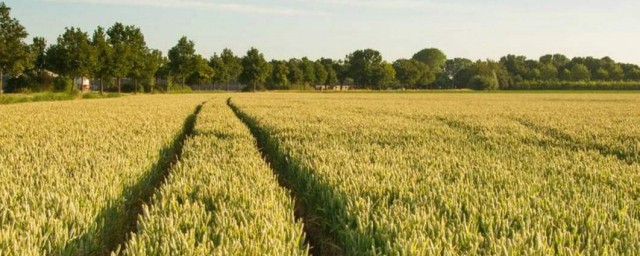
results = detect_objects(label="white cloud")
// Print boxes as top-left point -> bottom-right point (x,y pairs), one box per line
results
44,0 -> 328,16
304,0 -> 464,9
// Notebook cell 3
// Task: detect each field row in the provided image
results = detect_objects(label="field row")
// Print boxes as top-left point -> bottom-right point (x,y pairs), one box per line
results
229,93 -> 640,255
1,93 -> 639,255
0,95 -> 210,254
121,99 -> 307,255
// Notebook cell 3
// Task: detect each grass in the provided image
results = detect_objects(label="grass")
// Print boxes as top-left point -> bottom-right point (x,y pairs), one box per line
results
0,91 -> 123,104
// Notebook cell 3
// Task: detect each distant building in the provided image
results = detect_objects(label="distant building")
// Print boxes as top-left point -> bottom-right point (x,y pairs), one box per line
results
74,77 -> 91,92
316,85 -> 350,91
333,85 -> 350,91
43,70 -> 59,78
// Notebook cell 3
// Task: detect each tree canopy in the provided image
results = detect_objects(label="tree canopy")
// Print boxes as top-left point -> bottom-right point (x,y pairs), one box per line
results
2,1 -> 640,93
239,48 -> 270,91
0,2 -> 29,95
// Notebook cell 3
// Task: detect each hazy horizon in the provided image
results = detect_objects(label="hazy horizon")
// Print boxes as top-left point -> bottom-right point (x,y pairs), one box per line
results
6,0 -> 640,64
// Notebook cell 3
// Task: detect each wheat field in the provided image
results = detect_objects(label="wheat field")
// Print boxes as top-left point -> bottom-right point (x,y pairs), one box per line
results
1,92 -> 639,255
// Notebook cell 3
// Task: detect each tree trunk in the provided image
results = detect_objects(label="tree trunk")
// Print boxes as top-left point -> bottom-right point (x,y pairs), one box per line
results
253,83 -> 256,92
71,77 -> 76,93
153,77 -> 157,94
133,79 -> 137,95
182,76 -> 185,89
0,71 -> 4,97
117,78 -> 121,94
226,83 -> 229,91
100,78 -> 104,95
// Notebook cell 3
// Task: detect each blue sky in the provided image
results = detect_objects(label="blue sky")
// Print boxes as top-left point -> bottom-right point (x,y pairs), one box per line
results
5,0 -> 640,64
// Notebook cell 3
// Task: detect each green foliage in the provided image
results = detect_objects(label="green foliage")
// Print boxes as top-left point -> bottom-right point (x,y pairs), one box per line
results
239,48 -> 270,91
52,76 -> 73,92
469,73 -> 499,90
30,37 -> 46,71
5,0 -> 640,94
286,58 -> 303,85
91,26 -> 111,89
4,70 -> 55,92
510,80 -> 640,90
445,58 -> 473,88
123,26 -> 151,93
412,48 -> 447,71
220,48 -> 243,85
0,91 -> 78,104
106,23 -> 145,92
345,49 -> 386,88
456,60 -> 506,90
570,64 -> 591,81
300,57 -> 316,85
314,61 -> 328,85
45,27 -> 95,93
208,49 -> 244,90
371,62 -> 397,89
168,36 -> 197,87
186,55 -> 214,86
0,2 -> 30,95
393,59 -> 424,89
267,60 -> 290,90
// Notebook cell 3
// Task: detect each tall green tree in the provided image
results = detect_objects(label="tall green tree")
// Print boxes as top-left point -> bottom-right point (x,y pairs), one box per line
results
168,36 -> 197,88
318,58 -> 338,85
31,37 -> 46,71
267,60 -> 290,90
334,60 -> 349,85
208,53 -> 224,86
444,58 -> 472,88
539,54 -> 570,70
301,57 -> 316,86
47,27 -> 96,92
314,61 -> 328,85
209,48 -> 243,90
107,23 -> 128,93
221,48 -> 242,90
187,55 -> 214,86
539,63 -> 558,81
142,49 -> 163,93
371,62 -> 397,89
239,47 -> 270,91
287,58 -> 303,87
500,55 -> 529,83
124,26 -> 149,94
91,26 -> 112,94
345,49 -> 384,88
412,48 -> 447,72
468,61 -> 500,90
393,59 -> 425,88
0,2 -> 30,96
570,64 -> 591,81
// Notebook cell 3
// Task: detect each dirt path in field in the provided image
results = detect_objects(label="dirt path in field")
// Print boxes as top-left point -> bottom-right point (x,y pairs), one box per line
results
227,98 -> 345,256
70,102 -> 206,256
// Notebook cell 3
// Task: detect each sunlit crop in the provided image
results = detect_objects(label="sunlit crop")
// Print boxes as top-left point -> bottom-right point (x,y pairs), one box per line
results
230,93 -> 640,255
2,92 -> 639,255
121,98 -> 307,255
0,95 -> 210,255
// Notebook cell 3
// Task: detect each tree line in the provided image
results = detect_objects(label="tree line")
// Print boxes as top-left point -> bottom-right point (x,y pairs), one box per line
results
2,2 -> 640,95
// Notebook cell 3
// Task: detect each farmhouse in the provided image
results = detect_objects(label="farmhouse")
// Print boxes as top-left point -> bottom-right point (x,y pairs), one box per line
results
74,77 -> 91,92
